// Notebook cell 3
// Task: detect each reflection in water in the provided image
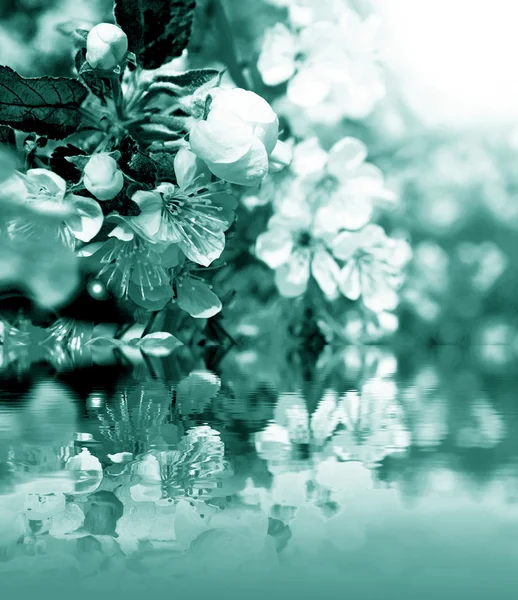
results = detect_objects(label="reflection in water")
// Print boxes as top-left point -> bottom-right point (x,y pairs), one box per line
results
1,344 -> 518,596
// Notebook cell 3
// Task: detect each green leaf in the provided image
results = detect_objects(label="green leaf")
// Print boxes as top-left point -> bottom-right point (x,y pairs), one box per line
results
154,69 -> 220,94
114,0 -> 196,70
149,151 -> 177,180
50,144 -> 87,183
119,135 -> 157,187
0,124 -> 16,149
75,49 -> 110,105
0,66 -> 88,140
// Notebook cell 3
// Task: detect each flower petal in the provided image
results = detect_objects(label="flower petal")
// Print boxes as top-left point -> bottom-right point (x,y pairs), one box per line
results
330,230 -> 362,261
189,108 -> 253,165
274,248 -> 310,298
255,229 -> 294,269
327,137 -> 368,177
337,260 -> 361,301
211,88 -> 279,154
205,136 -> 269,186
136,332 -> 183,357
360,266 -> 399,312
287,68 -> 330,107
311,248 -> 340,300
291,138 -> 328,177
176,276 -> 222,318
177,226 -> 226,267
26,168 -> 67,201
131,190 -> 164,238
257,24 -> 298,87
174,148 -> 211,190
66,196 -> 103,242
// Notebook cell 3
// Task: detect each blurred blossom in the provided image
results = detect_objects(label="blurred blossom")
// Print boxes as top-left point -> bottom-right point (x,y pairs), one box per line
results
456,241 -> 508,294
255,137 -> 404,304
403,241 -> 449,323
259,6 -> 384,124
456,398 -> 505,449
330,379 -> 410,467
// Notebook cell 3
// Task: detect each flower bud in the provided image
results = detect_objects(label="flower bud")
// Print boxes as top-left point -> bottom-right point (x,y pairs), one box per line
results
268,140 -> 293,173
83,154 -> 124,201
189,88 -> 290,186
86,23 -> 128,71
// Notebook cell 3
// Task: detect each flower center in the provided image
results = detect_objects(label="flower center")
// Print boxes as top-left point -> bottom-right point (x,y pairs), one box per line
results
297,230 -> 312,248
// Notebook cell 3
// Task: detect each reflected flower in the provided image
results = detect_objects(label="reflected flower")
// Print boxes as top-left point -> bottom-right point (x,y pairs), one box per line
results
129,426 -> 230,504
330,379 -> 410,467
255,390 -> 346,471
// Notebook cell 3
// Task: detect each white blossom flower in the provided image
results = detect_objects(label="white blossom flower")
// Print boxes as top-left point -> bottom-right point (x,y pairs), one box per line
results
331,224 -> 412,313
189,88 -> 291,186
83,154 -> 124,201
258,8 -> 384,121
4,168 -> 103,248
86,23 -> 128,70
256,137 -> 393,299
128,149 -> 237,267
79,220 -> 180,310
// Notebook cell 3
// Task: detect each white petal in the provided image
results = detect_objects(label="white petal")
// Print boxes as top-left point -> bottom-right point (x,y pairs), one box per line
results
311,248 -> 340,300
255,229 -> 294,269
330,230 -> 362,261
206,136 -> 269,186
108,224 -> 134,241
361,268 -> 399,312
189,108 -> 253,164
130,190 -> 164,238
211,88 -> 279,154
291,138 -> 328,177
337,260 -> 361,301
287,68 -> 330,107
327,137 -> 368,177
274,248 -> 310,298
26,168 -> 67,201
257,24 -> 298,87
176,276 -> 222,318
66,196 -> 104,242
174,148 -> 210,190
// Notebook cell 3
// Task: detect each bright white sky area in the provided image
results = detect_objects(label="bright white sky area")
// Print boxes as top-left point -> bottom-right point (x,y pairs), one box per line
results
378,0 -> 518,126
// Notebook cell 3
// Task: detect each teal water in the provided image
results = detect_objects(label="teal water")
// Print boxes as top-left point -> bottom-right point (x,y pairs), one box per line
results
1,344 -> 518,599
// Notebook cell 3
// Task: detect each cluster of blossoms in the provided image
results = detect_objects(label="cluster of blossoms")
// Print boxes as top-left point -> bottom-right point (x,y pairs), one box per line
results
0,0 -> 412,347
257,2 -> 385,124
255,136 -> 411,318
0,20 -> 292,320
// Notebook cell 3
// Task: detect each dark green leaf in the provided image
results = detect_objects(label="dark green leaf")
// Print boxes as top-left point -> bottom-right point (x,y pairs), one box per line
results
119,135 -> 157,187
149,151 -> 177,180
0,125 -> 15,149
50,144 -> 87,184
65,154 -> 90,171
75,28 -> 90,43
101,185 -> 142,217
0,66 -> 88,140
114,0 -> 196,70
154,69 -> 220,94
75,49 -> 110,105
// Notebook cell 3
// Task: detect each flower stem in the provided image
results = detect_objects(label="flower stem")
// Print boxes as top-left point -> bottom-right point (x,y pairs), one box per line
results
212,0 -> 250,90
110,76 -> 125,120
